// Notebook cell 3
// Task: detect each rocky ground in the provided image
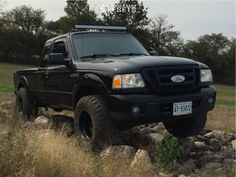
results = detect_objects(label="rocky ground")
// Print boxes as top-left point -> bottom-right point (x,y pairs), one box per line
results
34,115 -> 236,177
0,100 -> 235,177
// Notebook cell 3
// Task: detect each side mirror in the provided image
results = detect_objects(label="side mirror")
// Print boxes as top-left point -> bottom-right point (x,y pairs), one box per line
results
149,50 -> 159,56
49,53 -> 67,65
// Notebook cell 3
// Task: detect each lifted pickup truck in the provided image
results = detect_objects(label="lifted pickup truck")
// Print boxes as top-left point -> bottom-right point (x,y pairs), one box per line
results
14,25 -> 216,151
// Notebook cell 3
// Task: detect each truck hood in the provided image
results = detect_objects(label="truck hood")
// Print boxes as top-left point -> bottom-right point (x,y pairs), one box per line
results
75,55 -> 201,74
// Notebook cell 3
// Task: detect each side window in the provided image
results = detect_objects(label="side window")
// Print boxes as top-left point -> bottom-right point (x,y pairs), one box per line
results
52,40 -> 68,58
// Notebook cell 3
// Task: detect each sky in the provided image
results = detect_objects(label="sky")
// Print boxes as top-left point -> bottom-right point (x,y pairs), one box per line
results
2,0 -> 236,40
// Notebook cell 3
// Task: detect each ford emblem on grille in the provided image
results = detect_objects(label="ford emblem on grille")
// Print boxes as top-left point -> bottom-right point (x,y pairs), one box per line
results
171,75 -> 185,83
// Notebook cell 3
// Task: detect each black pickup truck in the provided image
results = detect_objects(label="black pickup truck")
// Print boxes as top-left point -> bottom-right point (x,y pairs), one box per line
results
14,25 -> 216,151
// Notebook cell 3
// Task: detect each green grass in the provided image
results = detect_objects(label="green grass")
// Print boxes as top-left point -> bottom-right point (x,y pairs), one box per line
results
216,99 -> 235,106
0,86 -> 14,93
215,84 -> 235,106
0,63 -> 29,88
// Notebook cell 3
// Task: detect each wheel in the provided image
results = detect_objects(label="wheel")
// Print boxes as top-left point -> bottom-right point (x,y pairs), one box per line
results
74,95 -> 116,152
164,114 -> 207,137
15,87 -> 38,120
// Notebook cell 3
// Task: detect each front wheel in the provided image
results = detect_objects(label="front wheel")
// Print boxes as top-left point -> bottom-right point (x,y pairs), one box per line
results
74,96 -> 116,152
164,114 -> 207,137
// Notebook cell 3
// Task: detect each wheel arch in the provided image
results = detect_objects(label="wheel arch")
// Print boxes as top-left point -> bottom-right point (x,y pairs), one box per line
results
16,76 -> 29,90
72,74 -> 110,108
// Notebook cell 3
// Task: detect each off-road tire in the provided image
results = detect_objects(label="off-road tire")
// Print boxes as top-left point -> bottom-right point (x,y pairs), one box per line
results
15,87 -> 38,120
74,95 -> 116,152
164,113 -> 207,137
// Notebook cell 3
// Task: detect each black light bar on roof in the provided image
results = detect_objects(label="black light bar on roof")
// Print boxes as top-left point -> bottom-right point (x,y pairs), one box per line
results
73,24 -> 127,31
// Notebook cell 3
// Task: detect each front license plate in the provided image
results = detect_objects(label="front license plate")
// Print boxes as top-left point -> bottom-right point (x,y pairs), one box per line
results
173,101 -> 192,116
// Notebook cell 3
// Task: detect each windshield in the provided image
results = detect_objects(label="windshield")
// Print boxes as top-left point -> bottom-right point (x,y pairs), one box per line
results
72,33 -> 149,60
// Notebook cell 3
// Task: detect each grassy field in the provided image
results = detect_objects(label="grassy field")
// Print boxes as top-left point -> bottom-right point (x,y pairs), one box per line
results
0,63 -> 29,92
0,62 -> 235,131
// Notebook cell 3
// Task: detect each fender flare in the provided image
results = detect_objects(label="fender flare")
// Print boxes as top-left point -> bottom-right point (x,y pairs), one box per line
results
16,75 -> 30,92
72,74 -> 110,108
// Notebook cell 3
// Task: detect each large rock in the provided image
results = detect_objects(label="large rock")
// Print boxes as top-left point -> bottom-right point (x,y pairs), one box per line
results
178,137 -> 195,158
130,149 -> 155,177
147,133 -> 164,144
198,154 -> 223,166
203,132 -> 215,139
151,123 -> 167,134
176,159 -> 196,175
203,162 -> 222,170
34,116 -> 49,125
100,145 -> 136,160
209,139 -> 222,152
231,140 -> 236,149
130,149 -> 152,169
194,141 -> 207,151
178,137 -> 195,150
212,130 -> 225,140
139,127 -> 155,134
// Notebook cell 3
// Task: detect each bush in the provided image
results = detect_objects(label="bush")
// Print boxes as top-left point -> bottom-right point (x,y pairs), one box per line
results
155,134 -> 183,168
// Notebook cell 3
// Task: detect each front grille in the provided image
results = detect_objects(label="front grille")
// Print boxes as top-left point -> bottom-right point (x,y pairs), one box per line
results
142,65 -> 200,92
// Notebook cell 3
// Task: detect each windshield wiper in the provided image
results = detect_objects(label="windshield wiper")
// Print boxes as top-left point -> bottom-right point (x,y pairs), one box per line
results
80,54 -> 118,60
117,53 -> 148,56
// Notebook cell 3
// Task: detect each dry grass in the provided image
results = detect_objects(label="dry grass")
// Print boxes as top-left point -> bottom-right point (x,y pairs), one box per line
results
0,111 -> 157,177
206,105 -> 235,132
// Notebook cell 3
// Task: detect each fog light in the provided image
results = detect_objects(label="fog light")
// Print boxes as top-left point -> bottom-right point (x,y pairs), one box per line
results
208,98 -> 214,104
132,106 -> 140,115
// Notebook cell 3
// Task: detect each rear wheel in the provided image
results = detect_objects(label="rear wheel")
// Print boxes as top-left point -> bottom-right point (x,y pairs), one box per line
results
15,87 -> 38,120
74,95 -> 116,152
164,114 -> 207,137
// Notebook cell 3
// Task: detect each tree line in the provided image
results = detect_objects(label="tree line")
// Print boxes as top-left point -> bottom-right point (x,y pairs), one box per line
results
0,0 -> 235,85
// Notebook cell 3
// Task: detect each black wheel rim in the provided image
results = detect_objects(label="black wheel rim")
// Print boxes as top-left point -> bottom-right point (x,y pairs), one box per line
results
79,112 -> 93,141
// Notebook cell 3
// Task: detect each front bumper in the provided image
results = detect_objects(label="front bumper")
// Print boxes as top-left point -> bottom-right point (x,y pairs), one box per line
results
105,86 -> 216,126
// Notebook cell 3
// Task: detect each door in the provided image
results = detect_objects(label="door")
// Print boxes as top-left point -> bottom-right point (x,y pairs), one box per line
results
44,39 -> 75,108
32,43 -> 52,105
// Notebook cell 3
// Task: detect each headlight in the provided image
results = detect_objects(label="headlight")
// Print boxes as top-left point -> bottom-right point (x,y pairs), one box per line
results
201,69 -> 213,83
112,73 -> 145,89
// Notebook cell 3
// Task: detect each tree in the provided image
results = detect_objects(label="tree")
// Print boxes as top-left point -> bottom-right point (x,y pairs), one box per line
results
45,17 -> 73,34
103,0 -> 149,28
181,33 -> 234,85
182,33 -> 231,63
65,0 -> 97,23
150,15 -> 184,56
0,5 -> 49,64
102,0 -> 151,48
48,0 -> 100,33
1,5 -> 45,36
